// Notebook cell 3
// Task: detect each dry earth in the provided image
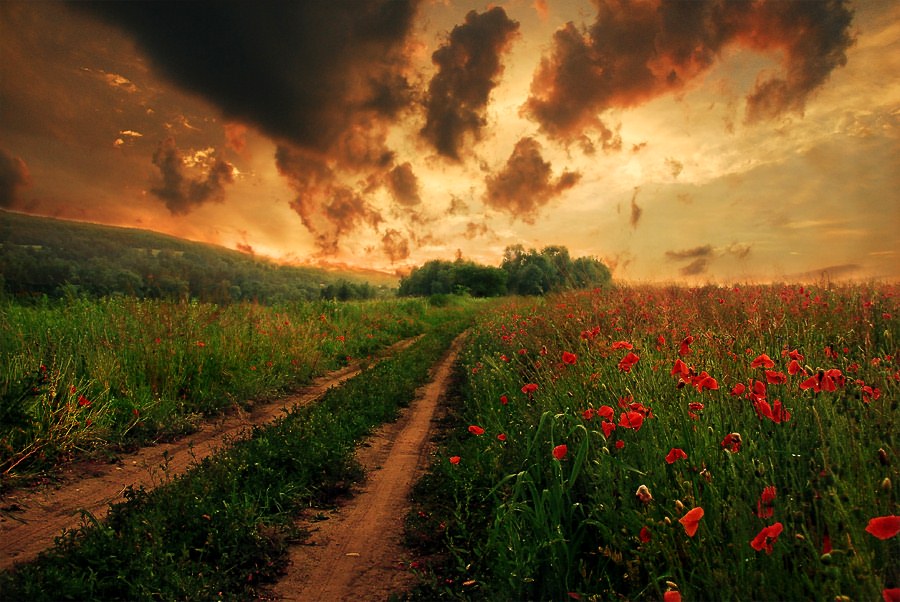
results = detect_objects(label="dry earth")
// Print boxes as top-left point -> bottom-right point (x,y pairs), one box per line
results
0,336 -> 420,572
269,333 -> 466,601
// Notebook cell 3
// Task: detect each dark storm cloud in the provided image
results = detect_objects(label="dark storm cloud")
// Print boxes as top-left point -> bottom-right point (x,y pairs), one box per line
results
78,1 -> 420,161
523,0 -> 855,143
484,137 -> 581,223
150,138 -> 234,215
386,162 -> 421,206
0,149 -> 31,207
680,257 -> 709,276
275,144 -> 383,256
665,245 -> 715,260
629,187 -> 642,229
381,228 -> 411,262
421,7 -> 520,160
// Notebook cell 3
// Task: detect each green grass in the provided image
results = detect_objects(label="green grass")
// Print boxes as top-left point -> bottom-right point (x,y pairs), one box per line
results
0,296 -> 430,485
406,284 -> 899,601
0,305 -> 473,600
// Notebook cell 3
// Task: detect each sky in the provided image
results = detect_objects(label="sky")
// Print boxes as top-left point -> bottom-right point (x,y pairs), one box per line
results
1,0 -> 898,283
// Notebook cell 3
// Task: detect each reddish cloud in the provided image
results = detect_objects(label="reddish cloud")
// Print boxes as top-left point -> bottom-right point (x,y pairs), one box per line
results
522,0 -> 855,143
386,162 -> 421,206
150,138 -> 234,215
0,149 -> 31,208
629,187 -> 643,229
666,245 -> 715,260
421,7 -> 520,160
381,228 -> 411,262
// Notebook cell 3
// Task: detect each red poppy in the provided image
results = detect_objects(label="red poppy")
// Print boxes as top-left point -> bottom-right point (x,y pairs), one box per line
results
596,405 -> 614,420
601,420 -> 616,438
77,395 -> 92,408
553,444 -> 568,460
730,382 -> 746,397
449,456 -> 460,465
582,408 -> 595,420
562,351 -> 577,365
765,370 -> 787,385
618,411 -> 644,430
521,383 -> 539,395
671,358 -> 690,378
497,433 -> 507,442
751,353 -> 776,369
756,486 -> 776,518
679,507 -> 704,537
639,526 -> 652,542
865,515 -> 900,540
663,592 -> 682,602
787,359 -> 805,376
665,448 -> 688,464
721,432 -> 742,453
692,372 -> 719,392
750,522 -> 783,554
617,352 -> 640,372
679,335 -> 694,356
884,588 -> 900,602
612,341 -> 633,350
500,394 -> 509,405
615,440 -> 625,449
635,484 -> 652,504
468,425 -> 485,436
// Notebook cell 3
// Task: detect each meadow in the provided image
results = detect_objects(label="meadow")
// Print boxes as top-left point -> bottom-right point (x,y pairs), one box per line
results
408,284 -> 899,601
0,296 -> 432,485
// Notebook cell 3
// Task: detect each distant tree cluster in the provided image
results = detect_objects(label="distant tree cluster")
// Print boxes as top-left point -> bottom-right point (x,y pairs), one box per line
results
0,211 -> 388,304
398,245 -> 611,298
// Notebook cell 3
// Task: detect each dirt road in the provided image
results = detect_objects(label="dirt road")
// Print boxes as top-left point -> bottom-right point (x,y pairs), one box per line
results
0,337 -> 420,572
270,333 -> 465,601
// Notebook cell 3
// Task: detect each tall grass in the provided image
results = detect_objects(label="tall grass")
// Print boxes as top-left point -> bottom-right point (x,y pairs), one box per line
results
0,296 -> 430,483
408,284 -> 899,600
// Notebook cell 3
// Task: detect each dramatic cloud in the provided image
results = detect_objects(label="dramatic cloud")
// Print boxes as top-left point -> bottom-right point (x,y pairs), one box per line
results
421,7 -> 520,160
150,138 -> 234,215
629,188 -> 643,229
80,1 -> 420,159
666,245 -> 715,260
666,157 -> 684,179
275,144 -> 383,256
522,0 -> 855,143
386,162 -> 421,206
484,137 -> 581,223
0,149 -> 31,207
680,257 -> 709,276
381,228 -> 411,262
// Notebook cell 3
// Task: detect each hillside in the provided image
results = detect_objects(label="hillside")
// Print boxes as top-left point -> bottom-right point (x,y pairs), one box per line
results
0,211 -> 397,303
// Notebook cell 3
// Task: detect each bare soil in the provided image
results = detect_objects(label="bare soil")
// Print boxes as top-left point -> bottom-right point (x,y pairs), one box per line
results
268,333 -> 466,601
0,337 -> 420,572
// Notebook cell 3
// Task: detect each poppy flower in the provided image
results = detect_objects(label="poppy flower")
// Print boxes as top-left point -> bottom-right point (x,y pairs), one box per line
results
750,522 -> 783,554
601,420 -> 616,438
692,372 -> 718,392
497,433 -> 507,442
679,507 -> 704,537
665,448 -> 688,464
521,383 -> 539,395
618,352 -> 640,373
721,432 -> 742,453
679,335 -> 694,356
500,394 -> 509,405
765,370 -> 787,385
597,405 -> 615,420
562,351 -> 577,365
750,353 -> 776,369
663,591 -> 681,602
615,440 -> 625,449
582,408 -> 595,420
756,486 -> 776,518
787,359 -> 805,376
553,444 -> 568,460
77,395 -> 92,408
730,383 -> 746,397
884,588 -> 900,602
671,358 -> 690,378
865,515 -> 900,540
618,411 -> 644,430
639,526 -> 652,542
449,456 -> 460,465
635,484 -> 652,504
468,425 -> 485,436
612,341 -> 633,350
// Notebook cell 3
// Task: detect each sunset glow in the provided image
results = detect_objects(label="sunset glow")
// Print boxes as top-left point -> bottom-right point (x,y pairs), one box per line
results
1,0 -> 898,282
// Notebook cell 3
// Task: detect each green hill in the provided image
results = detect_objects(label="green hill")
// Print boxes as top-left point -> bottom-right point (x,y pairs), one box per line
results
0,211 -> 397,303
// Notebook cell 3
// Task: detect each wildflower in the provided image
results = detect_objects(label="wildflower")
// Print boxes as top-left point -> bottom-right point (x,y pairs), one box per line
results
77,395 -> 91,408
730,383 -> 746,397
521,383 -> 539,395
612,341 -> 633,350
553,444 -> 568,460
562,351 -> 577,365
750,522 -> 784,554
765,370 -> 787,385
751,354 -> 775,369
692,371 -> 718,392
884,588 -> 900,602
449,456 -> 460,465
665,448 -> 688,464
601,420 -> 616,438
679,507 -> 704,537
618,411 -> 644,430
635,484 -> 652,504
617,351 -> 640,372
671,358 -> 690,378
500,394 -> 509,405
756,486 -> 777,519
597,405 -> 615,420
721,432 -> 742,453
615,440 -> 624,449
639,526 -> 652,542
497,433 -> 507,442
663,591 -> 682,602
679,335 -> 694,356
865,515 -> 900,540
468,425 -> 485,436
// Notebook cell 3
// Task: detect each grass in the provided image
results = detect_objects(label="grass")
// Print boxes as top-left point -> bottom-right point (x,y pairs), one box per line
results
405,284 -> 899,601
0,296 -> 431,485
0,304 -> 474,600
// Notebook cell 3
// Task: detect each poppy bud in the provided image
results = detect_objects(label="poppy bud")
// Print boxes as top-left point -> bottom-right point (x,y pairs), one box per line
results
664,516 -> 672,526
674,499 -> 684,513
878,448 -> 889,466
820,553 -> 832,565
882,477 -> 892,492
635,485 -> 653,504
700,469 -> 712,483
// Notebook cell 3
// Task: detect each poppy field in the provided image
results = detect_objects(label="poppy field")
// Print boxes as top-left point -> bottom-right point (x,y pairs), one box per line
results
409,284 -> 899,601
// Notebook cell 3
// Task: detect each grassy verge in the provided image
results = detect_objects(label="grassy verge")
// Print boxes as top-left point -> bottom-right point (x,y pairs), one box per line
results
0,303 -> 473,600
405,284 -> 899,601
0,296 -> 431,485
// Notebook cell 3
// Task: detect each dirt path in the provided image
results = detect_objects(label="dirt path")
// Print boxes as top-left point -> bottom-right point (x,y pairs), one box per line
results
0,337 -> 421,572
270,333 -> 465,602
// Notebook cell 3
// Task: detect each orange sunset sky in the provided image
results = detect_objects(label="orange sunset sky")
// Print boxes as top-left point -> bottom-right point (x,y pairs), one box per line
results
1,0 -> 898,283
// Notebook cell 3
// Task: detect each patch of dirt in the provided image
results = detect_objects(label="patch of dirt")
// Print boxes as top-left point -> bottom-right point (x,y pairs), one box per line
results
0,337 -> 420,573
268,333 -> 466,602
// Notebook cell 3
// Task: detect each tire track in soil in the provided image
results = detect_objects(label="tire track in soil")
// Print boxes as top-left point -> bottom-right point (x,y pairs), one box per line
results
269,333 -> 466,602
0,336 -> 421,573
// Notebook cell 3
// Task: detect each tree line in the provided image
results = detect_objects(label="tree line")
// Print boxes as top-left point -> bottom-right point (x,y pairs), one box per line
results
398,245 -> 611,298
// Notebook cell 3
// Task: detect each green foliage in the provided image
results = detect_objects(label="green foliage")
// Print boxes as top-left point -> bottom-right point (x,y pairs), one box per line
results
0,210 -> 394,303
407,284 -> 899,600
399,259 -> 507,298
